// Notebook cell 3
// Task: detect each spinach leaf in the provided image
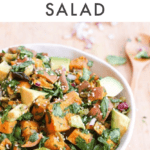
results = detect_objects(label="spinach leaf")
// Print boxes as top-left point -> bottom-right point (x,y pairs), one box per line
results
76,136 -> 96,150
69,144 -> 77,150
87,61 -> 93,67
135,50 -> 150,59
106,55 -> 126,65
110,98 -> 122,103
36,53 -> 50,68
11,61 -> 34,72
29,132 -> 39,142
93,144 -> 103,150
64,103 -> 80,114
39,136 -> 49,148
1,105 -> 12,123
18,46 -> 33,59
14,126 -> 21,139
109,128 -> 120,143
53,103 -> 64,118
97,137 -> 110,150
79,68 -> 91,82
0,133 -> 7,142
17,112 -> 33,121
100,97 -> 109,119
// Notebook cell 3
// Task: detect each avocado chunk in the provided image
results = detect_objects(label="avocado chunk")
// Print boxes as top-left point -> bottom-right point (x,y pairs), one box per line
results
35,148 -> 50,150
111,108 -> 130,137
51,57 -> 70,72
0,61 -> 12,81
7,104 -> 28,122
100,77 -> 123,97
69,115 -> 85,129
20,87 -> 48,107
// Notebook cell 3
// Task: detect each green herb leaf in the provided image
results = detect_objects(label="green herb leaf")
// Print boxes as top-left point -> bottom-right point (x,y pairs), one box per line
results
1,105 -> 12,123
17,112 -> 33,121
18,46 -> 33,59
53,103 -> 64,118
76,136 -> 96,150
36,53 -> 50,68
39,136 -> 49,148
11,61 -> 34,72
79,68 -> 91,82
134,50 -> 150,59
14,126 -> 22,139
109,128 -> 120,143
29,132 -> 39,142
64,103 -> 80,114
97,137 -> 110,149
100,97 -> 109,119
110,98 -> 123,103
87,61 -> 93,67
106,55 -> 126,65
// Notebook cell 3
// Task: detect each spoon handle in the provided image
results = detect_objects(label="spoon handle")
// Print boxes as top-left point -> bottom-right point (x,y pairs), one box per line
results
131,65 -> 143,95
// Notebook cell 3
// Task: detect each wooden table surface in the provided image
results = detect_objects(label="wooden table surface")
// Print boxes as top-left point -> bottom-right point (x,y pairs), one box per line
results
0,22 -> 149,150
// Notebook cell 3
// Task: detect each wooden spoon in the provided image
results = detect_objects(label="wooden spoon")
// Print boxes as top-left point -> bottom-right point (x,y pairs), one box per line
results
125,33 -> 150,94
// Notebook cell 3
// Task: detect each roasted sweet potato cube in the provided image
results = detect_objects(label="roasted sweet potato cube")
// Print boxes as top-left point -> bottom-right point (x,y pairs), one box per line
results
0,138 -> 12,148
86,122 -> 95,130
45,105 -> 70,133
89,100 -> 113,123
78,81 -> 91,93
107,139 -> 117,150
88,87 -> 104,101
45,91 -> 82,133
44,132 -> 65,150
69,56 -> 89,71
59,70 -> 69,93
94,122 -> 106,135
20,121 -> 39,140
33,57 -> 43,68
0,119 -> 17,134
68,129 -> 92,145
37,71 -> 58,84
32,96 -> 49,120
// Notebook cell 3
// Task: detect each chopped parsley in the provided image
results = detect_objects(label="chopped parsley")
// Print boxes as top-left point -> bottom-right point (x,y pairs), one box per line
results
106,55 -> 126,65
11,61 -> 34,72
17,112 -> 33,121
135,50 -> 150,59
87,61 -> 93,67
52,103 -> 64,118
1,105 -> 12,123
29,132 -> 39,142
64,103 -> 80,114
18,46 -> 33,59
100,97 -> 109,119
79,68 -> 91,82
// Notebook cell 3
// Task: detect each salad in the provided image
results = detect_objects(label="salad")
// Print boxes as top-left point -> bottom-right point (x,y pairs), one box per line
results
0,46 -> 130,150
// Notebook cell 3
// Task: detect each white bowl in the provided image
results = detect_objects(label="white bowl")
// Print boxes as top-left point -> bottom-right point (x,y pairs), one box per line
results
3,43 -> 135,150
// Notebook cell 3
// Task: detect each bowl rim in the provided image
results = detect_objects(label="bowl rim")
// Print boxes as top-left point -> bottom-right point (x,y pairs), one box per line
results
2,43 -> 135,150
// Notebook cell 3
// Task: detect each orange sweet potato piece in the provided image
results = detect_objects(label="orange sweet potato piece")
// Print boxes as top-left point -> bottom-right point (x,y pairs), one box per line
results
45,91 -> 82,133
78,81 -> 91,93
59,70 -> 69,93
69,56 -> 89,71
68,129 -> 93,145
17,81 -> 31,93
8,47 -> 19,54
37,71 -> 58,84
44,132 -> 65,150
94,122 -> 106,135
0,119 -> 17,134
75,72 -> 82,85
88,87 -> 104,101
32,96 -> 49,121
13,146 -> 21,150
0,138 -> 12,148
33,57 -> 43,68
89,100 -> 113,123
86,122 -> 94,130
0,145 -> 5,150
33,77 -> 53,89
64,143 -> 71,150
21,133 -> 42,148
20,121 -> 39,140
